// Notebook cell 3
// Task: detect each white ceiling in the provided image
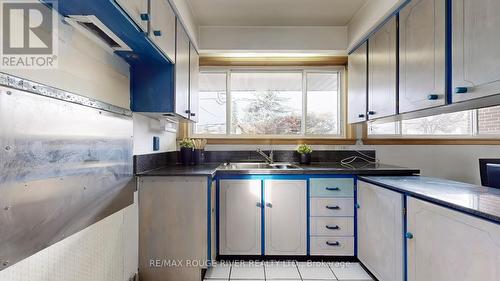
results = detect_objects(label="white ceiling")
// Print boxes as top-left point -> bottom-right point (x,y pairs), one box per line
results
187,0 -> 368,26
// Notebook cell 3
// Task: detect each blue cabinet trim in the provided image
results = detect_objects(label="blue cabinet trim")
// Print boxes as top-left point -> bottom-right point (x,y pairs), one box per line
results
207,177 -> 212,265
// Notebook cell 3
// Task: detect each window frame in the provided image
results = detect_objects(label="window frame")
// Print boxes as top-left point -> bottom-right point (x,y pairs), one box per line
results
192,66 -> 347,140
365,108 -> 500,140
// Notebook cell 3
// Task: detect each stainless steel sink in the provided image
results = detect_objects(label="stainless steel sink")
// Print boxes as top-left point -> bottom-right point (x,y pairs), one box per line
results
222,162 -> 301,170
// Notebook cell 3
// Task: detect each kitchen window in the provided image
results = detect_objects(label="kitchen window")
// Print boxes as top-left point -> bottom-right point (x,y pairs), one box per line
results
193,67 -> 344,138
367,105 -> 500,138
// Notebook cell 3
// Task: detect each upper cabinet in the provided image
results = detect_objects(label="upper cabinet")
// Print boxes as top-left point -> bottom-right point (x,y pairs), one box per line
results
150,0 -> 176,63
175,20 -> 191,119
452,0 -> 500,103
115,0 -> 148,33
189,43 -> 200,122
347,42 -> 368,124
399,0 -> 446,113
368,17 -> 397,119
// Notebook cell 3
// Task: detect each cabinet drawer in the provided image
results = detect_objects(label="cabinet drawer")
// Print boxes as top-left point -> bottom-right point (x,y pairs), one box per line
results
310,237 -> 354,256
310,178 -> 354,197
310,217 -> 354,236
310,198 -> 354,217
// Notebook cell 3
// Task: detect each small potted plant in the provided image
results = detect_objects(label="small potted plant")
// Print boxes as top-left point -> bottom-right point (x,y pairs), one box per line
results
296,144 -> 313,164
179,138 -> 194,165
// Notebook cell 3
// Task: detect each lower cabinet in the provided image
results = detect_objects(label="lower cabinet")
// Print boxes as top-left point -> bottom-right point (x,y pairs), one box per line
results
138,176 -> 213,281
309,177 -> 355,256
219,179 -> 262,255
264,180 -> 307,255
407,197 -> 500,281
219,179 -> 307,256
357,181 -> 404,281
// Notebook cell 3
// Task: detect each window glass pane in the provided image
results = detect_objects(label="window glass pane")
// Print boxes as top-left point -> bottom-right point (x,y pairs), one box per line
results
402,111 -> 474,135
478,105 -> 500,135
230,72 -> 302,135
368,122 -> 399,135
306,73 -> 340,135
194,73 -> 227,134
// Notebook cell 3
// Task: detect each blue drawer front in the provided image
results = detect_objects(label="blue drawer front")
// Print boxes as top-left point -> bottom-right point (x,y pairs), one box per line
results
310,178 -> 354,197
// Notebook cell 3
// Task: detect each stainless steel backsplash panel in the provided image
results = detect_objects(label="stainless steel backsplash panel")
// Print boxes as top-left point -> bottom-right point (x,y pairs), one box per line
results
0,84 -> 134,270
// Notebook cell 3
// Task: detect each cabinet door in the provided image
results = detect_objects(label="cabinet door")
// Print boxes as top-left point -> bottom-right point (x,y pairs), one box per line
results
407,197 -> 500,281
175,20 -> 191,119
264,180 -> 307,255
219,180 -> 262,255
348,42 -> 368,123
357,181 -> 404,281
116,0 -> 148,33
368,17 -> 397,119
453,0 -> 500,102
189,43 -> 199,122
399,0 -> 446,112
138,177 -> 207,281
150,0 -> 176,63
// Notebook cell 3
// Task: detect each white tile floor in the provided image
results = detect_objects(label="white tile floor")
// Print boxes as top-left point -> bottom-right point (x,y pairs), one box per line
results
203,261 -> 373,281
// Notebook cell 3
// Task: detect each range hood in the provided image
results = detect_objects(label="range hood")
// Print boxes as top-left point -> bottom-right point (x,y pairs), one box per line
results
65,15 -> 131,52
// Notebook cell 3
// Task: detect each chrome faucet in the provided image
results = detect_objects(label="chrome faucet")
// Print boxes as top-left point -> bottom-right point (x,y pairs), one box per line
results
256,146 -> 274,164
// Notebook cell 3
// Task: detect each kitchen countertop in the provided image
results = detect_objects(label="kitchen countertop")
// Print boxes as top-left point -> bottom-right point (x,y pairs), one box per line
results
360,176 -> 500,224
136,162 -> 420,177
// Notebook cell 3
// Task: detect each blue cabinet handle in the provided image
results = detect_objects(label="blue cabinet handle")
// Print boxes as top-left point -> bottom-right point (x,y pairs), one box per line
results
326,241 -> 340,247
326,187 -> 340,191
326,205 -> 340,210
405,232 -> 414,239
153,30 -> 162,36
355,203 -> 360,209
140,13 -> 149,21
427,94 -> 439,100
325,225 -> 340,230
455,87 -> 468,94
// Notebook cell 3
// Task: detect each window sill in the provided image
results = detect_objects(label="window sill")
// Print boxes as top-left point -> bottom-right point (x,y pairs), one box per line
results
362,138 -> 500,145
190,137 -> 357,145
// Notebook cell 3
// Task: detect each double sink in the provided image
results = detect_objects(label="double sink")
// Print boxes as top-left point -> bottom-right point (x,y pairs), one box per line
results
221,162 -> 301,170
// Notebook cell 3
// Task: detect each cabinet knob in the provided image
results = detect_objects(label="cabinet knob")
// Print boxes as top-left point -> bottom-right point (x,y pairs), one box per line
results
266,202 -> 273,208
367,111 -> 376,116
325,205 -> 340,210
256,202 -> 262,208
355,203 -> 360,209
455,87 -> 469,94
358,113 -> 365,118
185,109 -> 191,114
325,225 -> 340,230
140,13 -> 150,21
427,94 -> 439,100
405,232 -> 414,239
153,30 -> 162,36
325,187 -> 340,191
326,241 -> 340,247
190,112 -> 196,117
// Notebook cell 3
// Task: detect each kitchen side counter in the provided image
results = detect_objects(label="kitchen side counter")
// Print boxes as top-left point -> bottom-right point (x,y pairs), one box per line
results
359,176 -> 500,224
